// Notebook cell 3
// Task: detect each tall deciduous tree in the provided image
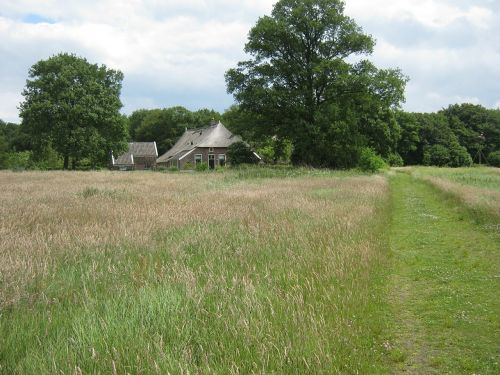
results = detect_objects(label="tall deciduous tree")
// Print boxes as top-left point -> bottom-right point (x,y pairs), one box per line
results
226,0 -> 407,168
20,53 -> 128,169
440,104 -> 500,162
127,109 -> 152,141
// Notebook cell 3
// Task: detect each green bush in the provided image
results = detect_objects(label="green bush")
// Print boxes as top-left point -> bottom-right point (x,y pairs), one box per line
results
195,162 -> 208,172
358,148 -> 387,172
0,135 -> 8,169
423,143 -> 472,167
448,143 -> 472,167
4,147 -> 63,171
7,151 -> 32,170
183,162 -> 194,170
256,144 -> 275,164
227,141 -> 259,166
167,166 -> 179,172
423,144 -> 450,166
76,158 -> 92,171
386,153 -> 404,167
488,151 -> 500,167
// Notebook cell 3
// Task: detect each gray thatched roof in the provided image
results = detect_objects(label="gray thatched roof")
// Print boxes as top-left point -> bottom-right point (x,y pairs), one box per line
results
114,142 -> 158,166
157,122 -> 241,163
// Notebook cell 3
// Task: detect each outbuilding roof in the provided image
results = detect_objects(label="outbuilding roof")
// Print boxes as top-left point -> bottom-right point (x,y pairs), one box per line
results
114,142 -> 158,166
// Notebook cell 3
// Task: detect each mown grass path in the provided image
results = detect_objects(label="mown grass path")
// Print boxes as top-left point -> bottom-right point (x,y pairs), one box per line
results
388,173 -> 499,374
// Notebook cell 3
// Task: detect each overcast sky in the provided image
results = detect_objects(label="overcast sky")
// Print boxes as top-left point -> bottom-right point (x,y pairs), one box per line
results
0,0 -> 499,123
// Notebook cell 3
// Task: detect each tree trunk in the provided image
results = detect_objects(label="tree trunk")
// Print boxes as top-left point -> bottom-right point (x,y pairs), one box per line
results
63,155 -> 69,170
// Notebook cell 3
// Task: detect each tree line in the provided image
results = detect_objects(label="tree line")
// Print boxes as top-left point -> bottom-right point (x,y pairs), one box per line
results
2,101 -> 499,170
0,0 -> 498,170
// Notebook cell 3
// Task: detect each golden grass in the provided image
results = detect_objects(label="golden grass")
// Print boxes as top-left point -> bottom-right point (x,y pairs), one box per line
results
402,167 -> 500,219
0,170 -> 387,308
422,176 -> 500,217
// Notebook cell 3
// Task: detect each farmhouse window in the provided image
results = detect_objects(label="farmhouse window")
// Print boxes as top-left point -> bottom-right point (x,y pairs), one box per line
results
209,147 -> 214,152
195,154 -> 203,164
218,154 -> 226,167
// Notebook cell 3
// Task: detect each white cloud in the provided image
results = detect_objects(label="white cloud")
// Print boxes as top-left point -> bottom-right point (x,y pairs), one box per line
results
0,0 -> 277,122
345,0 -> 495,29
344,0 -> 500,112
0,0 -> 499,122
0,91 -> 23,123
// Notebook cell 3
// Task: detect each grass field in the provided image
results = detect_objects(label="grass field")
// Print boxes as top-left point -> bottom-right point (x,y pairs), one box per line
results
406,166 -> 500,220
0,167 -> 498,374
388,172 -> 499,373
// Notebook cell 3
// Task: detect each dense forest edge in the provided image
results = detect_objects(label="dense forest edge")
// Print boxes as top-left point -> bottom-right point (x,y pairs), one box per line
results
0,0 -> 498,171
1,103 -> 499,171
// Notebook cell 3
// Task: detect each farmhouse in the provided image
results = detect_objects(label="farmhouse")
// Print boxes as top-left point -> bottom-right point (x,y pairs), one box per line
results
112,142 -> 158,170
157,121 -> 242,169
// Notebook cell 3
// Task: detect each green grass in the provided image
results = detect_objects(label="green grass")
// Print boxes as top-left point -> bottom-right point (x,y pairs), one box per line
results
401,166 -> 500,222
1,167 -> 499,374
0,172 -> 392,374
387,173 -> 499,373
410,166 -> 500,191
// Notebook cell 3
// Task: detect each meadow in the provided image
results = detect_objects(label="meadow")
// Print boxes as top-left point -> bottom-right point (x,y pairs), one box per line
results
388,168 -> 499,373
407,166 -> 500,219
0,167 -> 498,374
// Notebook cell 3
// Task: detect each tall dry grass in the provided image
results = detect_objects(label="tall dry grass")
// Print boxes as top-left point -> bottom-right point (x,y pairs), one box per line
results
0,170 -> 391,373
408,167 -> 500,219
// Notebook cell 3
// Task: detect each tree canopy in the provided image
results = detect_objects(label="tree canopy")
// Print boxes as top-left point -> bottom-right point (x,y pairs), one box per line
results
226,0 -> 407,168
129,107 -> 222,155
394,105 -> 499,167
20,53 -> 128,169
227,141 -> 260,166
440,104 -> 500,162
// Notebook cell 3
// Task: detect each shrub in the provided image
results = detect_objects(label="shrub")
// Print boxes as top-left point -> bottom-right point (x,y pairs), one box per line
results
7,151 -> 32,170
195,162 -> 208,172
358,148 -> 387,172
386,153 -> 404,167
167,166 -> 179,172
488,151 -> 500,167
76,158 -> 92,171
183,162 -> 194,170
423,143 -> 472,167
423,144 -> 450,166
0,135 -> 8,169
448,143 -> 472,167
227,142 -> 259,166
256,145 -> 275,164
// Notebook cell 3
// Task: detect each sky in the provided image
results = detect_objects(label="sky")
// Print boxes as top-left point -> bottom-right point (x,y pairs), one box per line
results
0,0 -> 499,123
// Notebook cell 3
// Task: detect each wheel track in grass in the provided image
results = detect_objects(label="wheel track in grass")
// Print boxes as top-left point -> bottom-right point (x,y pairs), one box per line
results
387,173 -> 500,374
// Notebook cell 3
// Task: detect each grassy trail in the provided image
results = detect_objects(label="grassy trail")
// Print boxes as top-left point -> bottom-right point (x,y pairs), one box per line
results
388,173 -> 499,374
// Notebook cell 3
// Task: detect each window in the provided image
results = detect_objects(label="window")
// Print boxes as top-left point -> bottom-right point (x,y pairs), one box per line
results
218,154 -> 226,167
194,154 -> 202,165
209,147 -> 214,152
